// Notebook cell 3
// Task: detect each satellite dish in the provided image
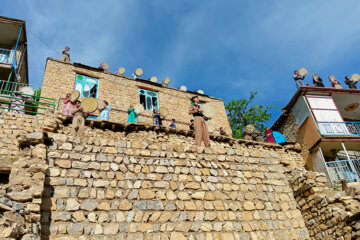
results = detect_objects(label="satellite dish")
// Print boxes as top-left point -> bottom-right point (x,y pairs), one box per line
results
329,74 -> 336,82
179,85 -> 187,91
298,67 -> 308,77
162,77 -> 171,86
351,73 -> 360,82
149,76 -> 158,83
116,67 -> 126,75
135,68 -> 143,77
100,62 -> 109,71
312,73 -> 319,83
197,90 -> 204,94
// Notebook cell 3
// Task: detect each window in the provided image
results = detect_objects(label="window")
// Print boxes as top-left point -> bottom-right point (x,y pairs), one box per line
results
292,96 -> 310,127
139,88 -> 158,110
74,74 -> 99,98
306,95 -> 349,135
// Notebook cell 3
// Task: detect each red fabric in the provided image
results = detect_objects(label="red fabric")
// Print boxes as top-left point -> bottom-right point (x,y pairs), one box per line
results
266,129 -> 275,143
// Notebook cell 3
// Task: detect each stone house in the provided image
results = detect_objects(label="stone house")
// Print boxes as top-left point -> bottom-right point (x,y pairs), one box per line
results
41,58 -> 231,134
272,86 -> 360,185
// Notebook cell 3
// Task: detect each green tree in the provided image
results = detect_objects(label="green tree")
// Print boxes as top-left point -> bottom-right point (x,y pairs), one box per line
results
225,91 -> 276,139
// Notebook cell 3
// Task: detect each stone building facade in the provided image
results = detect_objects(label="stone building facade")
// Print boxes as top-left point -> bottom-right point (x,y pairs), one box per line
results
272,111 -> 298,143
40,58 -> 231,134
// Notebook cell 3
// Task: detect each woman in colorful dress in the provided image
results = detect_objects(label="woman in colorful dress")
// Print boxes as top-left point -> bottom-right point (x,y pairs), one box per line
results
62,93 -> 75,116
153,108 -> 164,126
98,100 -> 111,121
10,90 -> 25,114
265,127 -> 275,143
127,104 -> 138,123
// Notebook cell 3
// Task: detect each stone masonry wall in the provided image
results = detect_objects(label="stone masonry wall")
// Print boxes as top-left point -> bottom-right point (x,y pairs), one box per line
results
0,135 -> 48,239
41,58 -> 231,134
0,112 -> 44,173
37,121 -> 310,240
290,168 -> 360,240
0,112 -> 44,157
0,111 -> 313,239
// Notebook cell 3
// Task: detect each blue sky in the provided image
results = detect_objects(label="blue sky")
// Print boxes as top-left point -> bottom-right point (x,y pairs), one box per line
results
2,0 -> 360,125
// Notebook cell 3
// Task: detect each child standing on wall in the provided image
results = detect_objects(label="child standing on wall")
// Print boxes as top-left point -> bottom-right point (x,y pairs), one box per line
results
62,93 -> 75,116
169,119 -> 176,128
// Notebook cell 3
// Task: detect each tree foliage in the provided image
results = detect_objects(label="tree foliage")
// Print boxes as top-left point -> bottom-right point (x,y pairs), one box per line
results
225,91 -> 276,139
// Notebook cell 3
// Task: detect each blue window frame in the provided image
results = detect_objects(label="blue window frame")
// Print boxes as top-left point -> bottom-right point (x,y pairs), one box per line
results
139,88 -> 158,111
74,74 -> 99,98
190,100 -> 204,106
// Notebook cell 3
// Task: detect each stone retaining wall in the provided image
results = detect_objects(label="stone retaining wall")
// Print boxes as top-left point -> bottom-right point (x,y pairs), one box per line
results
289,168 -> 360,240
0,111 -> 312,239
37,122 -> 309,239
0,112 -> 44,157
0,141 -> 47,239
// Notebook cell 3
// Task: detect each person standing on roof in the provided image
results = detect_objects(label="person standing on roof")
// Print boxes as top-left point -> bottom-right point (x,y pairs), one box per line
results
293,70 -> 305,89
345,76 -> 357,89
61,46 -> 70,62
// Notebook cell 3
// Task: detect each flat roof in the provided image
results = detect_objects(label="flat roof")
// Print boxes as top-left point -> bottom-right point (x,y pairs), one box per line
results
46,58 -> 224,102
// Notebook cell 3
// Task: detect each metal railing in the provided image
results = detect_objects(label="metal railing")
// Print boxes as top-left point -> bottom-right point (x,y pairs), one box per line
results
0,89 -> 55,115
0,48 -> 14,65
345,122 -> 360,136
326,159 -> 360,183
317,121 -> 350,136
317,121 -> 360,136
0,79 -> 39,93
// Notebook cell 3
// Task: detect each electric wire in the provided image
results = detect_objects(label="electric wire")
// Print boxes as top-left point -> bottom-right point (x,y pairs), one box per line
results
28,30 -> 59,55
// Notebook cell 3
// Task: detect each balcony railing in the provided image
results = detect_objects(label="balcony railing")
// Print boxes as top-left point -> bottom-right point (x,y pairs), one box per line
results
0,79 -> 39,93
317,121 -> 360,136
317,121 -> 350,136
0,89 -> 55,115
0,80 -> 55,115
345,122 -> 360,136
0,48 -> 14,65
326,158 -> 360,183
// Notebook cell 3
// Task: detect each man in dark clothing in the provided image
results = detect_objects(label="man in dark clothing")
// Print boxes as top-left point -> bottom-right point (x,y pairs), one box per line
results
345,76 -> 357,89
313,74 -> 325,87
